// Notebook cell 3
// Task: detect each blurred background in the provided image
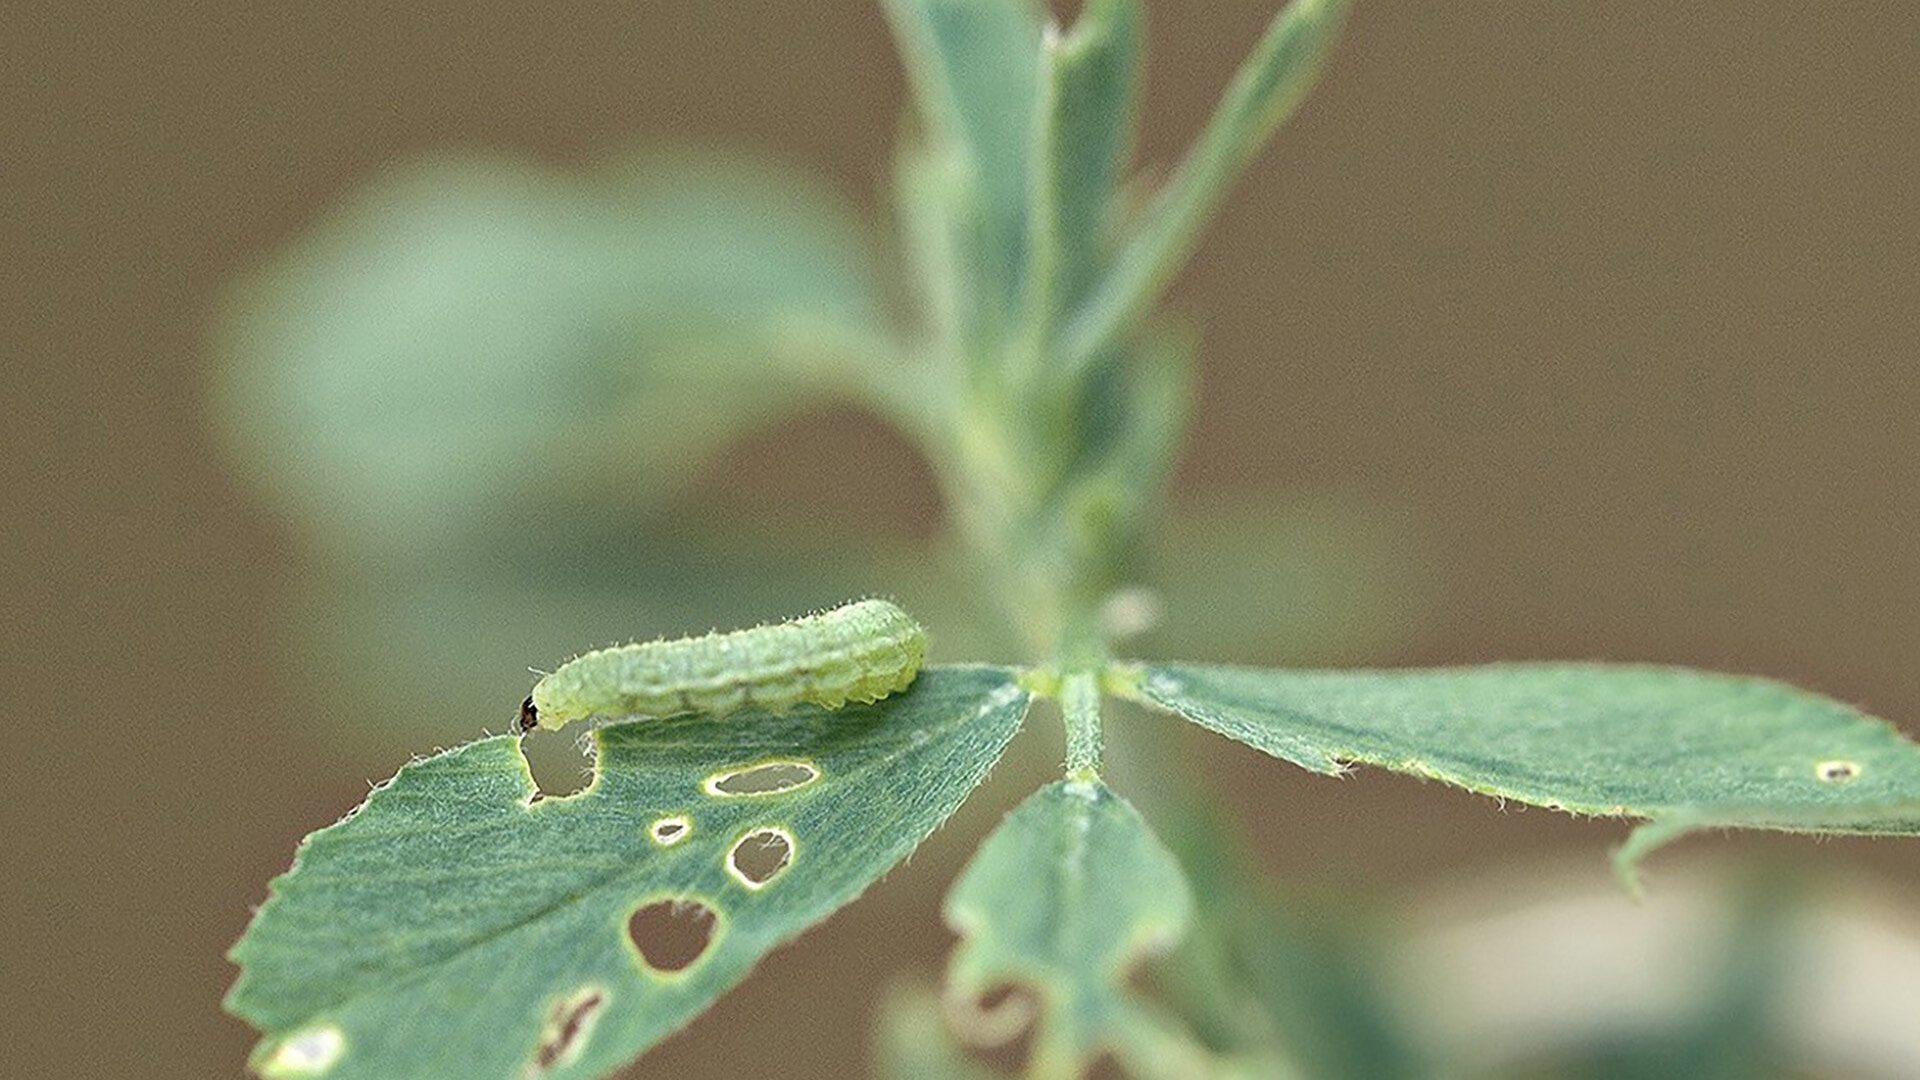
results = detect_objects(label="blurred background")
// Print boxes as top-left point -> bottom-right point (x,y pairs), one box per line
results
7,1 -> 1918,1077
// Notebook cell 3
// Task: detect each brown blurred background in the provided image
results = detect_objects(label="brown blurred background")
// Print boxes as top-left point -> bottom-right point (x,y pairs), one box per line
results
6,1 -> 1918,1077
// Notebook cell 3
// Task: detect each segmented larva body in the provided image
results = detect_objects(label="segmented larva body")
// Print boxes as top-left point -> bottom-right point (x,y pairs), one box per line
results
518,599 -> 927,733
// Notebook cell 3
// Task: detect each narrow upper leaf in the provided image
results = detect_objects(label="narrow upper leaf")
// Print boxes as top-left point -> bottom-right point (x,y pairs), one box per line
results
1131,663 -> 1920,882
883,0 -> 1044,327
883,0 -> 1042,206
1028,0 -> 1143,341
1060,0 -> 1352,369
943,778 -> 1192,1075
227,667 -> 1028,1080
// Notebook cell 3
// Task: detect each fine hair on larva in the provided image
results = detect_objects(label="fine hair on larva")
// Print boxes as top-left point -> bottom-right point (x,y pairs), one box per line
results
517,599 -> 927,733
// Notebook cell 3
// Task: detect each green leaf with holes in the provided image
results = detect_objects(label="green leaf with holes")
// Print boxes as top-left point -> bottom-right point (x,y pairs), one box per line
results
226,666 -> 1028,1080
1130,663 -> 1920,886
942,779 -> 1192,1077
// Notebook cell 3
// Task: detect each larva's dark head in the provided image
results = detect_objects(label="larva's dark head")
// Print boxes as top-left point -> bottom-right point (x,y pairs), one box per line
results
517,695 -> 539,734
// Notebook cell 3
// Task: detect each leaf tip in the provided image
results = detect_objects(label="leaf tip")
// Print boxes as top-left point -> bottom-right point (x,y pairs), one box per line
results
1613,815 -> 1701,901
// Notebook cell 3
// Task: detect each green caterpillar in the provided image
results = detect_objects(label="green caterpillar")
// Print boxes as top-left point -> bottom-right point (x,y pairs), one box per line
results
517,599 -> 927,733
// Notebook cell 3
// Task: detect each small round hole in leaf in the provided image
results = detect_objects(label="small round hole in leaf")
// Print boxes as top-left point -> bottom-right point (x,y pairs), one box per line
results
649,816 -> 691,846
941,982 -> 1038,1074
945,982 -> 1037,1049
1816,759 -> 1861,783
727,828 -> 794,889
627,899 -> 718,974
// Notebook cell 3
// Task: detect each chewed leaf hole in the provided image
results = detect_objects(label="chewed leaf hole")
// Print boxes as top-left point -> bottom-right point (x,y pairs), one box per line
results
703,760 -> 820,797
260,1024 -> 346,1077
649,816 -> 691,845
523,734 -> 594,800
530,986 -> 606,1074
627,899 -> 718,974
1816,759 -> 1861,783
945,982 -> 1038,1052
727,828 -> 794,889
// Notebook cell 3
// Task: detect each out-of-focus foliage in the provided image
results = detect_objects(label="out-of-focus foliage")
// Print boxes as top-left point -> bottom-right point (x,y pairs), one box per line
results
216,152 -> 890,555
215,145 -> 1423,747
1395,865 -> 1920,1079
1138,497 -> 1428,666
219,0 -> 1920,1077
214,152 -> 942,746
1151,818 -> 1431,1080
878,985 -> 1009,1080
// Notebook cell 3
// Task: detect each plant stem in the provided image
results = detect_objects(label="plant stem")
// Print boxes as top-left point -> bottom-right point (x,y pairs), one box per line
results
1062,670 -> 1104,776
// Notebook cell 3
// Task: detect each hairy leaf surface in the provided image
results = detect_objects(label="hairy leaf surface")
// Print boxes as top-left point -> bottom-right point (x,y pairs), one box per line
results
1134,663 -> 1920,881
943,779 -> 1192,1076
228,667 -> 1027,1079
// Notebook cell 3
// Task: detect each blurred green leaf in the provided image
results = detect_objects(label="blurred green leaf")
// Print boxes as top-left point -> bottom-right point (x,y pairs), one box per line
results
1130,663 -> 1920,886
1062,0 -> 1352,367
1029,0 -> 1142,338
883,0 -> 1041,210
943,778 -> 1192,1076
893,143 -> 977,356
1151,815 -> 1430,1080
1136,498 -> 1427,665
216,151 -> 892,554
883,0 -> 1044,347
1409,869 -> 1820,1080
228,667 -> 1028,1079
878,984 -> 1005,1080
1026,327 -> 1193,614
1513,880 -> 1797,1080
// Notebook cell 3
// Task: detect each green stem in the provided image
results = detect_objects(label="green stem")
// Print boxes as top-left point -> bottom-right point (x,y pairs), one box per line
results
1057,599 -> 1112,776
1062,670 -> 1104,776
